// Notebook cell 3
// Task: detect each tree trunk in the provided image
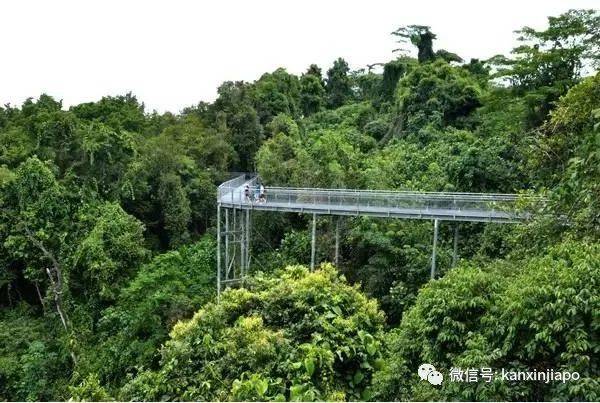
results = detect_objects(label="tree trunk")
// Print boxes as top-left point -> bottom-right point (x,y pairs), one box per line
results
34,282 -> 46,313
7,284 -> 12,307
45,268 -> 69,330
24,226 -> 77,364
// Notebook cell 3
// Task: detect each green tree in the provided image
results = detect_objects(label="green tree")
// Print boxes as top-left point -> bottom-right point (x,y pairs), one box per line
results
69,374 -> 112,401
392,25 -> 436,63
373,241 -> 599,401
0,307 -> 72,400
256,132 -> 299,186
211,81 -> 264,171
121,128 -> 215,248
71,202 -> 148,302
531,73 -> 600,238
2,158 -> 75,343
326,58 -> 353,108
395,60 -> 482,133
227,102 -> 264,172
306,64 -> 324,82
76,122 -> 136,198
300,71 -> 326,116
157,172 -> 192,247
121,264 -> 386,401
490,9 -> 600,126
252,68 -> 300,124
379,58 -> 411,106
70,93 -> 146,133
75,237 -> 215,391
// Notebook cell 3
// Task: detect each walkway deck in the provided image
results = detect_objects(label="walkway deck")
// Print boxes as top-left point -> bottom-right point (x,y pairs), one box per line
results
216,174 -> 542,295
217,174 -> 534,223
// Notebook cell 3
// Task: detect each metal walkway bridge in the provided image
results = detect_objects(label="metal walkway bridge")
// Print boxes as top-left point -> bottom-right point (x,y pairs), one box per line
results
216,174 -> 538,295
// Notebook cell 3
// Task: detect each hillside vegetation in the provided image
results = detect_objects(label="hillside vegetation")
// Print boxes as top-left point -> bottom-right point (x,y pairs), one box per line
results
0,9 -> 598,401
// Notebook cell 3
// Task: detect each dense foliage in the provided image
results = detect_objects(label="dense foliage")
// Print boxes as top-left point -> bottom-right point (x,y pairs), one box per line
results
0,8 -> 598,401
373,241 -> 599,401
120,265 -> 385,401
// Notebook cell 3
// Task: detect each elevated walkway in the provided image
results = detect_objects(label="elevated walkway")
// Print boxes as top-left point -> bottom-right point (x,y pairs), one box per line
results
218,174 -> 533,223
216,174 -> 541,296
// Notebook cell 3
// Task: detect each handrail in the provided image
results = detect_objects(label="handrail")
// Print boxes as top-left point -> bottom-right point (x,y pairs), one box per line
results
217,174 -> 544,221
264,187 -> 530,201
266,186 -> 538,200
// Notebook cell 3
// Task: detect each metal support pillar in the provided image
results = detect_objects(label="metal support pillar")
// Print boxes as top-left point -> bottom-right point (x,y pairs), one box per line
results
231,208 -> 237,279
431,219 -> 439,279
310,213 -> 317,271
452,223 -> 459,267
240,209 -> 245,281
245,209 -> 250,279
217,205 -> 251,299
217,205 -> 221,299
224,209 -> 230,279
334,217 -> 340,267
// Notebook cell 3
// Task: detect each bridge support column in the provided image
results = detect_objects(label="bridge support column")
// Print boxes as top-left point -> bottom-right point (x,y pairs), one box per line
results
431,219 -> 439,279
245,209 -> 250,280
334,217 -> 340,267
240,208 -> 245,283
217,206 -> 249,298
452,223 -> 459,267
225,209 -> 230,279
311,213 -> 317,271
217,205 -> 221,300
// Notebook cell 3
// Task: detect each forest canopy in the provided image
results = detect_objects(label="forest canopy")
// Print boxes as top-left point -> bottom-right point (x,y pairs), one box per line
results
0,8 -> 599,402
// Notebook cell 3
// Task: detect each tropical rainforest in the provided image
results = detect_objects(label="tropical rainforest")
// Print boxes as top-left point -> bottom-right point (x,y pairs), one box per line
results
0,9 -> 599,401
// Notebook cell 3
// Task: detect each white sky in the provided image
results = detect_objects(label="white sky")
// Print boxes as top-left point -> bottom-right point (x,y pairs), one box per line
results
1,0 -> 598,113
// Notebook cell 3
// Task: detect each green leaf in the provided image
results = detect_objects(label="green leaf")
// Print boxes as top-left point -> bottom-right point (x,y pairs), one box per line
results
290,384 -> 306,401
304,358 -> 315,376
256,379 -> 268,396
353,370 -> 364,385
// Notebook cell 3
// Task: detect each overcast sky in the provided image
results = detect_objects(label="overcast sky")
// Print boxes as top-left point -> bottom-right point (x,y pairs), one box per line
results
1,0 -> 598,113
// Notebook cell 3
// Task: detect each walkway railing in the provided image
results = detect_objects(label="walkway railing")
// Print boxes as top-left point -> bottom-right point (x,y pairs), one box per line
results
218,174 -> 256,203
217,174 -> 541,221
216,174 -> 545,297
262,186 -> 525,214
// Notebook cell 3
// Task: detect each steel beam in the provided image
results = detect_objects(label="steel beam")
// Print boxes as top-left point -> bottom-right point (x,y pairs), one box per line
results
217,205 -> 221,299
310,213 -> 317,271
245,209 -> 250,278
218,202 -> 520,223
232,208 -> 237,279
225,209 -> 230,279
431,219 -> 439,279
335,217 -> 340,267
452,223 -> 459,267
240,208 -> 245,281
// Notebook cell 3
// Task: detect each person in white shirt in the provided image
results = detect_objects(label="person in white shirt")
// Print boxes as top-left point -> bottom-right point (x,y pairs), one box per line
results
259,184 -> 266,203
244,184 -> 251,203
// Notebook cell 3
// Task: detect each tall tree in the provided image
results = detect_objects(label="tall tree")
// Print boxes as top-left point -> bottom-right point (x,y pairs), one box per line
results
212,81 -> 264,171
326,58 -> 353,108
306,64 -> 324,82
395,60 -> 482,134
2,158 -> 76,361
251,68 -> 300,124
392,25 -> 436,63
379,58 -> 412,105
300,69 -> 326,116
70,93 -> 146,133
490,9 -> 600,126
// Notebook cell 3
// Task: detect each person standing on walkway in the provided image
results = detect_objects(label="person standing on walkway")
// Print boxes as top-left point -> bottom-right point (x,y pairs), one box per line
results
244,184 -> 251,203
254,182 -> 260,202
259,183 -> 266,203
